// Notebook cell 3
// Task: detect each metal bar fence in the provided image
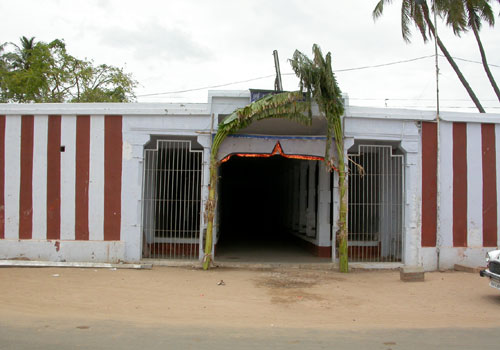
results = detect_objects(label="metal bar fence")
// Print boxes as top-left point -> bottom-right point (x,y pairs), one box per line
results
347,145 -> 404,262
142,140 -> 203,259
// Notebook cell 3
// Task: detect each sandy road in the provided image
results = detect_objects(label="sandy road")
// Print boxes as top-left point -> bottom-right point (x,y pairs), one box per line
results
1,266 -> 499,331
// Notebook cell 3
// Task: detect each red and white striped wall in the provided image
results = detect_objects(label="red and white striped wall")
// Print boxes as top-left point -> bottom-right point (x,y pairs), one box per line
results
0,114 -> 124,262
422,120 -> 500,268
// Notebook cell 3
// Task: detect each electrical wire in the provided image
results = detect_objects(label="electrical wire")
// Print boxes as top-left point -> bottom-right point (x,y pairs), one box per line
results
136,55 -> 437,97
137,74 -> 275,97
136,54 -> 499,98
447,55 -> 500,68
334,55 -> 436,72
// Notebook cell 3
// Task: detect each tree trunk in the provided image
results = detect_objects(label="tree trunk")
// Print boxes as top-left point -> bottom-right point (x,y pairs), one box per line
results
472,22 -> 500,102
422,4 -> 486,113
202,159 -> 217,270
337,161 -> 348,272
202,129 -> 229,270
333,117 -> 348,273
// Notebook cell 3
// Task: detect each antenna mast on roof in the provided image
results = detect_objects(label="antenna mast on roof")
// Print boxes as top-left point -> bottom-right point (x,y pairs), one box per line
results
273,50 -> 283,91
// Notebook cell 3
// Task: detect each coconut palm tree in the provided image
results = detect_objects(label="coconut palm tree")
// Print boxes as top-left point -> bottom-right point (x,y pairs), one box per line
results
373,0 -> 486,113
436,0 -> 500,102
9,36 -> 36,70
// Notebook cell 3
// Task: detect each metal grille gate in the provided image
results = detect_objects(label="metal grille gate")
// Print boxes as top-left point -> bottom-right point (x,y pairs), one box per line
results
142,140 -> 203,259
347,145 -> 404,262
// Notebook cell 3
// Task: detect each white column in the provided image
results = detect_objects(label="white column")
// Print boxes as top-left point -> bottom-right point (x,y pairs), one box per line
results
401,140 -> 420,266
299,161 -> 308,233
4,116 -> 21,239
467,123 -> 483,247
121,128 -> 150,262
306,161 -> 317,238
197,134 -> 212,258
292,162 -> 300,231
438,122 -> 454,248
89,115 -> 105,241
496,124 -> 500,248
32,116 -> 48,240
317,165 -> 331,247
286,164 -> 293,231
60,116 -> 76,241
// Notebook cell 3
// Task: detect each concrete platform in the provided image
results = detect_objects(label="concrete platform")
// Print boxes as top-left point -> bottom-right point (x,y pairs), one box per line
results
400,266 -> 425,282
0,260 -> 152,269
454,264 -> 485,274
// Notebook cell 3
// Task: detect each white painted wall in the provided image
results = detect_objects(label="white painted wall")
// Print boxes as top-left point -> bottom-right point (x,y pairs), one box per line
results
4,116 -> 21,240
425,120 -> 500,271
32,116 -> 48,240
2,95 -> 500,269
89,115 -> 105,241
467,123 -> 483,248
120,115 -> 212,262
60,115 -> 76,241
344,117 -> 421,267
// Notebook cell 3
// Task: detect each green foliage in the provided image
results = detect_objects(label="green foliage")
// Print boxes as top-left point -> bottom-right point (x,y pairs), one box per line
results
220,91 -> 310,132
373,0 -> 430,42
202,91 -> 312,270
435,0 -> 500,101
0,36 -> 137,103
203,44 -> 349,272
436,0 -> 496,34
289,44 -> 344,162
373,0 -> 486,112
290,44 -> 348,272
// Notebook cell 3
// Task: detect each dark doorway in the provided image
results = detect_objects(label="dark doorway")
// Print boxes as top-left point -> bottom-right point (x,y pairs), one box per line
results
216,155 -> 325,262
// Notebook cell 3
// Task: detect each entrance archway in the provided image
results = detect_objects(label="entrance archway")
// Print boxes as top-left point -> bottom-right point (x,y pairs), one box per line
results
217,155 -> 328,262
214,140 -> 333,263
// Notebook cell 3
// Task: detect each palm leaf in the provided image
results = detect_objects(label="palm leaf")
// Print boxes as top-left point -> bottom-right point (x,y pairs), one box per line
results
203,44 -> 348,271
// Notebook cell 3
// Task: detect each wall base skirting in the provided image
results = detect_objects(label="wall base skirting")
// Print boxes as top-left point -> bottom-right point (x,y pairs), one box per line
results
293,235 -> 332,258
0,239 -> 125,263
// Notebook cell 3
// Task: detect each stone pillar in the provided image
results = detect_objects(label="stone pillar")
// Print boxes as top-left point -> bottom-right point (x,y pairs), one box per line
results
197,134 -> 213,259
292,161 -> 300,232
299,161 -> 308,234
306,161 -> 317,238
316,166 -> 332,249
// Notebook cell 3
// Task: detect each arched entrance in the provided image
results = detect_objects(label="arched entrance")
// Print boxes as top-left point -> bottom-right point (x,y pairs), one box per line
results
215,140 -> 334,263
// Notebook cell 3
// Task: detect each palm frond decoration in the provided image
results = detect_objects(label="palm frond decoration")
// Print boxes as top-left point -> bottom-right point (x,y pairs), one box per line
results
289,44 -> 348,272
203,45 -> 349,272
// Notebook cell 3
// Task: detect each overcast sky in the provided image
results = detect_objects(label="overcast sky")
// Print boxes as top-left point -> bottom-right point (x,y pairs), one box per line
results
1,0 -> 499,112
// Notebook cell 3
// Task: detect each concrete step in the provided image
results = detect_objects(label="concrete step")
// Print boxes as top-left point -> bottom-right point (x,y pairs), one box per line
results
400,266 -> 425,282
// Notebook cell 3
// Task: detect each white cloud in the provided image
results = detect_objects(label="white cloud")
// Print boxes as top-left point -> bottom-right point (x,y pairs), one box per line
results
99,22 -> 213,63
0,0 -> 498,111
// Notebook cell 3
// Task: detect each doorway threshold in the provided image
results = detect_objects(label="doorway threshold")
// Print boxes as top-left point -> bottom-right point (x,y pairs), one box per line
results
141,259 -> 404,270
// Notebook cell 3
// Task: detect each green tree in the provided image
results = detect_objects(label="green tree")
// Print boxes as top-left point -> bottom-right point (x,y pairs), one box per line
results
289,45 -> 348,272
436,0 -> 500,102
373,0 -> 486,113
0,36 -> 136,103
202,45 -> 349,272
7,36 -> 36,70
0,43 -> 7,102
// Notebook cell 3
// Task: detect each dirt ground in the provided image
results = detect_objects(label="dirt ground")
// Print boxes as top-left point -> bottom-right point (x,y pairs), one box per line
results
1,266 -> 499,330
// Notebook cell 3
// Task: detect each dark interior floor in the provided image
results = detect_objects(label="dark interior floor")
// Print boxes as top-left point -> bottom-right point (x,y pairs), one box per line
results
215,233 -> 331,263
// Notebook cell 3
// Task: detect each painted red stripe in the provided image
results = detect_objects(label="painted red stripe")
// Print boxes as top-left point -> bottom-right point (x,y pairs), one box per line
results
47,116 -> 61,240
0,116 -> 5,239
421,122 -> 437,247
104,115 -> 122,241
482,124 -> 497,246
19,115 -> 34,239
453,123 -> 468,247
75,115 -> 90,241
